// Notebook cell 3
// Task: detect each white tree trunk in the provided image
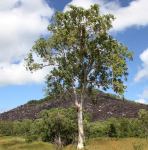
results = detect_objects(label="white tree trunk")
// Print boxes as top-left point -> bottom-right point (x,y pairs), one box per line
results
73,87 -> 85,150
58,134 -> 62,147
54,134 -> 62,149
77,102 -> 84,150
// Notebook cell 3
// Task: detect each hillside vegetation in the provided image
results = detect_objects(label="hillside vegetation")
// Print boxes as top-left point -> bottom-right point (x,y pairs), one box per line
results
0,91 -> 147,121
0,108 -> 148,147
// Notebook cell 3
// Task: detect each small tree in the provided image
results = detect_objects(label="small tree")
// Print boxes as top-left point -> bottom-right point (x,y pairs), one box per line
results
25,4 -> 132,149
40,108 -> 77,146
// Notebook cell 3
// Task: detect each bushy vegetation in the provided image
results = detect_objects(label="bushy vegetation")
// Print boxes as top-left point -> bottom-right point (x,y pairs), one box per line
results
27,96 -> 54,105
38,108 -> 78,145
0,109 -> 148,146
88,109 -> 148,138
0,108 -> 88,146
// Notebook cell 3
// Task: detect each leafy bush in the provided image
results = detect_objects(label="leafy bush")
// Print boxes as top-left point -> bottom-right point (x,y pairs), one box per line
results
0,109 -> 147,144
86,110 -> 148,139
87,121 -> 108,138
39,108 -> 78,145
12,119 -> 32,136
0,121 -> 13,135
138,109 -> 148,137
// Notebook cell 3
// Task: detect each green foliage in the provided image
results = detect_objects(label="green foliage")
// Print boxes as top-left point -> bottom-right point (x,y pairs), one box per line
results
25,4 -> 132,97
39,108 -> 78,145
27,96 -> 54,105
87,121 -> 108,138
38,108 -> 90,145
86,110 -> 148,139
0,109 -> 147,145
0,108 -> 89,145
119,118 -> 132,137
108,123 -> 118,137
138,109 -> 148,137
27,100 -> 39,105
0,121 -> 13,135
13,119 -> 32,136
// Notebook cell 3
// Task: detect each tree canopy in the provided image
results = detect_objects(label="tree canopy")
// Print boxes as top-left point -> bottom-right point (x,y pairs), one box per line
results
26,4 -> 132,96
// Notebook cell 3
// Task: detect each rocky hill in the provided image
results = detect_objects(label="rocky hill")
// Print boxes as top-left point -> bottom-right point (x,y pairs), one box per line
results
0,91 -> 147,121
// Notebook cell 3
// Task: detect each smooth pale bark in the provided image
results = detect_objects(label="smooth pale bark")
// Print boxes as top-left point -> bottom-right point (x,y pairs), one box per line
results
77,101 -> 84,150
73,88 -> 85,150
55,134 -> 62,149
58,134 -> 62,148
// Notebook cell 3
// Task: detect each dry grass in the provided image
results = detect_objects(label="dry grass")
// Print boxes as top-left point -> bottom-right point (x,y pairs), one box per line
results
0,136 -> 147,150
65,138 -> 148,150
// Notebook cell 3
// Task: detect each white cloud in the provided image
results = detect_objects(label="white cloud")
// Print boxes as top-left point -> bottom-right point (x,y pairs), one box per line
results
135,88 -> 148,104
65,0 -> 148,31
141,88 -> 148,99
135,98 -> 147,104
0,0 -> 54,86
135,49 -> 148,82
112,0 -> 148,31
64,0 -> 120,12
0,0 -> 54,63
0,61 -> 50,86
64,0 -> 94,11
1,0 -> 148,86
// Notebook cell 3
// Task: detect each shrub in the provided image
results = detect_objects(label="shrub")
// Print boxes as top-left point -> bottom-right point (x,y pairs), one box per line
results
138,109 -> 148,137
0,121 -> 13,135
87,121 -> 108,138
39,108 -> 78,145
0,109 -> 147,143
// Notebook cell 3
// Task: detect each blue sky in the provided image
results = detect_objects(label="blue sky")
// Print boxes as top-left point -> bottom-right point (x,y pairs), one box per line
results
0,0 -> 148,112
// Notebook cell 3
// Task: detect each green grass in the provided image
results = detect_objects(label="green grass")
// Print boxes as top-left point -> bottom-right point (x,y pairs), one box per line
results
0,136 -> 148,150
0,137 -> 55,150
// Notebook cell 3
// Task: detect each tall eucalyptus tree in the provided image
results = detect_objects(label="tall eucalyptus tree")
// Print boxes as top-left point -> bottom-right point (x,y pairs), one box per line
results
25,4 -> 132,149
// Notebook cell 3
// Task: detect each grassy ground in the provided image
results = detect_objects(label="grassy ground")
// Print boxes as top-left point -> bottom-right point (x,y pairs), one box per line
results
0,137 -> 55,150
0,136 -> 148,150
